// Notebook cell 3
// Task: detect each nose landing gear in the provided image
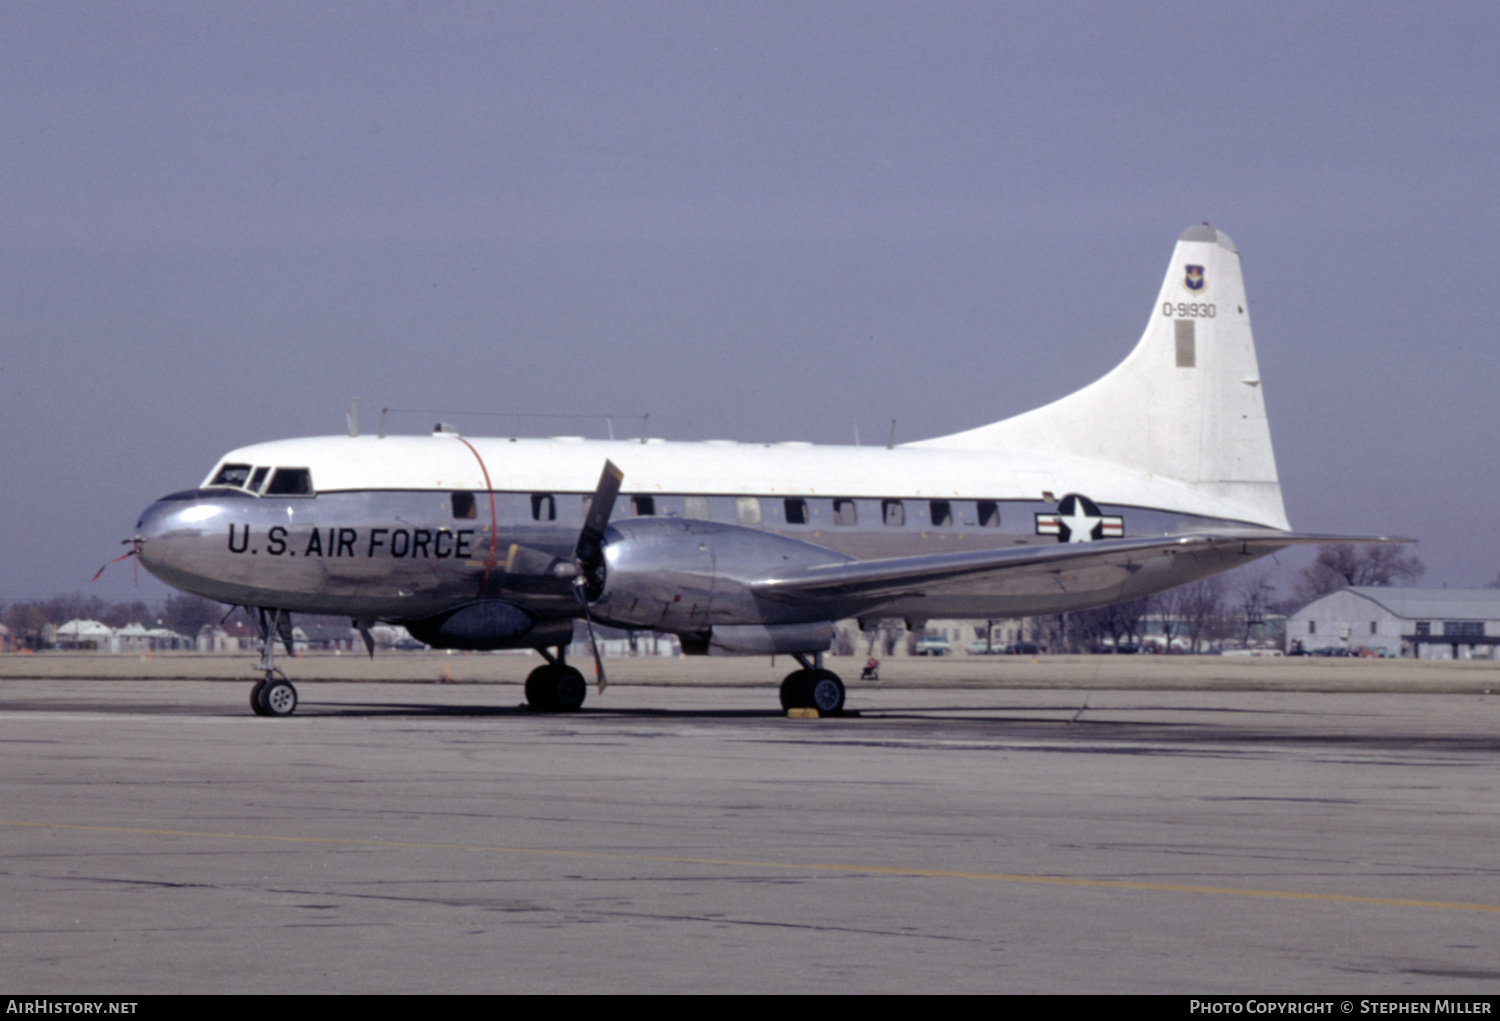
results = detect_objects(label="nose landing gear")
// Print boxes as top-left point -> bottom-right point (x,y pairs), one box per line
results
249,609 -> 299,717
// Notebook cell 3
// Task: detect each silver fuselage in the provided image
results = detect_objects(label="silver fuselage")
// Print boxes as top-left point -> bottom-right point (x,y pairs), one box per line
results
135,482 -> 1252,632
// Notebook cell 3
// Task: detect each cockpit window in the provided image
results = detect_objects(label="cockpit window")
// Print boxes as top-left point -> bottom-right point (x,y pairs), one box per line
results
247,467 -> 270,493
264,468 -> 314,496
210,463 -> 252,488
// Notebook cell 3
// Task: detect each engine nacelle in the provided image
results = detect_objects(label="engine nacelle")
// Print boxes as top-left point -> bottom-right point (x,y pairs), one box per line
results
404,600 -> 573,651
590,518 -> 851,633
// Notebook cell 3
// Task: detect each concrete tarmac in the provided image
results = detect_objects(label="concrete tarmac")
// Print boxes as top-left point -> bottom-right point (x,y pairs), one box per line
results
2,668 -> 1499,993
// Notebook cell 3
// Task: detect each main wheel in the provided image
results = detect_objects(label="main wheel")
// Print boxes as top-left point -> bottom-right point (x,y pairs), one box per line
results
524,665 -> 557,710
250,679 -> 271,716
806,670 -> 845,713
779,670 -> 811,711
525,665 -> 587,712
552,667 -> 586,712
261,679 -> 298,716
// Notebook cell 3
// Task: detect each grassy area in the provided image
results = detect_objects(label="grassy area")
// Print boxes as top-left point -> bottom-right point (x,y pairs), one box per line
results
0,649 -> 1497,692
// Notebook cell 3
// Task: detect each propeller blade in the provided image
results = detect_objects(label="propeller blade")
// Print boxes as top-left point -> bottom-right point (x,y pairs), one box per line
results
567,460 -> 623,692
574,460 -> 623,600
573,579 -> 608,694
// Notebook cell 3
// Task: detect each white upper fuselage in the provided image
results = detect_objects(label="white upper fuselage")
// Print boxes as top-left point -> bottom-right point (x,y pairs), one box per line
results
206,432 -> 1277,528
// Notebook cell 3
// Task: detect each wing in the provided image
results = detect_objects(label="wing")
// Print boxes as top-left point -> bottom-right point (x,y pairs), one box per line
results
750,531 -> 1410,605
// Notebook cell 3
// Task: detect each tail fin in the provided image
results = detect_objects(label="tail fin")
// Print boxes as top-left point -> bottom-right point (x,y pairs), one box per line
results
912,225 -> 1288,530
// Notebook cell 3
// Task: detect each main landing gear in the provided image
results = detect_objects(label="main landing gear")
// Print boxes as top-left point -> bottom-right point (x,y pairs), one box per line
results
525,646 -> 587,713
779,652 -> 846,714
249,608 -> 298,717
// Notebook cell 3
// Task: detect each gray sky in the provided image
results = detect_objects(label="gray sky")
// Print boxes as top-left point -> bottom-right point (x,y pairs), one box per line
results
4,1 -> 1497,606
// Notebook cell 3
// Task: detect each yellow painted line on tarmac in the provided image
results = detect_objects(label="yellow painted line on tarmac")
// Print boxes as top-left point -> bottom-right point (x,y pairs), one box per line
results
4,817 -> 1498,914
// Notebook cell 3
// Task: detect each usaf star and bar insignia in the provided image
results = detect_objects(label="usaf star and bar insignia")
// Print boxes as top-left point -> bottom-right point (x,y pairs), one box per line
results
1035,494 -> 1124,543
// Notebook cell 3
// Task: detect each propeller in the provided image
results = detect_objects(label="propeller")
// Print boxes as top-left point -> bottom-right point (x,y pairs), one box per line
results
575,460 -> 623,600
572,460 -> 623,693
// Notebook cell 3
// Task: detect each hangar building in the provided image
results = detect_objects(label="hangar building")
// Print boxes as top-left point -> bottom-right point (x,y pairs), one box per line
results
1286,588 -> 1500,659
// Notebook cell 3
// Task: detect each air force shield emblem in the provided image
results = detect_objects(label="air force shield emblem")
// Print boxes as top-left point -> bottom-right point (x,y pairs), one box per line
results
1183,264 -> 1206,293
1035,494 -> 1125,543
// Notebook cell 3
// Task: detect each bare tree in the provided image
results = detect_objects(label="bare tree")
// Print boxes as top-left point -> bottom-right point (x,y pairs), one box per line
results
1295,544 -> 1424,602
1114,597 -> 1149,649
1149,586 -> 1187,652
866,619 -> 905,657
1229,563 -> 1277,646
162,594 -> 222,635
1179,576 -> 1227,653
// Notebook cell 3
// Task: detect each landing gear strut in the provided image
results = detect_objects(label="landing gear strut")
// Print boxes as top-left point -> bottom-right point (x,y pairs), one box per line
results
525,646 -> 587,712
780,652 -> 846,714
249,608 -> 298,717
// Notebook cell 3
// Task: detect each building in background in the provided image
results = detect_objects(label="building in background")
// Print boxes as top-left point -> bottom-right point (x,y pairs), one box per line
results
1285,588 -> 1500,659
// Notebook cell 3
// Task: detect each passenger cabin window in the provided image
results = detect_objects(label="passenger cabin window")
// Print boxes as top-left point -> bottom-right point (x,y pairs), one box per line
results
783,498 -> 808,525
833,499 -> 858,526
451,492 -> 477,519
882,500 -> 905,526
736,497 -> 762,525
531,494 -> 556,521
247,467 -> 270,494
929,500 -> 952,528
683,496 -> 711,520
210,463 -> 252,488
978,501 -> 1001,528
631,496 -> 656,517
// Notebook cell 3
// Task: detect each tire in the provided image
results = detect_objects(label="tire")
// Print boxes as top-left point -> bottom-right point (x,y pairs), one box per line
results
779,670 -> 810,711
525,665 -> 557,711
262,679 -> 298,716
807,670 -> 845,713
552,667 -> 586,712
525,665 -> 587,712
250,679 -> 271,716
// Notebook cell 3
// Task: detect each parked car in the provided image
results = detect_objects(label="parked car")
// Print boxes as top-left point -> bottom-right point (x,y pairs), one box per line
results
914,635 -> 952,656
1004,642 -> 1041,655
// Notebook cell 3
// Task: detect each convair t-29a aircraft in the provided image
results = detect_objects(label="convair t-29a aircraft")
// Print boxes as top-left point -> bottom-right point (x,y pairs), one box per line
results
133,225 -> 1373,716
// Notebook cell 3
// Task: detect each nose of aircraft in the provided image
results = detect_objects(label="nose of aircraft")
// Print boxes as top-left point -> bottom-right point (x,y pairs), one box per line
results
133,490 -> 231,584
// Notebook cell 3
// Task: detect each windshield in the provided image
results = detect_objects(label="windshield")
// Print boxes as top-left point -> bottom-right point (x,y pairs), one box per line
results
208,463 -> 252,488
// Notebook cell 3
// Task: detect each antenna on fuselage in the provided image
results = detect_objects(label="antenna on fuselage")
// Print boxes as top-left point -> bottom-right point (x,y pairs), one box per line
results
886,419 -> 897,450
346,397 -> 359,437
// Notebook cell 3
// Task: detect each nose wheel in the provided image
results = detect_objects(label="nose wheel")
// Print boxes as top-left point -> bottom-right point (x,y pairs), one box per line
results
248,608 -> 300,716
250,670 -> 298,717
